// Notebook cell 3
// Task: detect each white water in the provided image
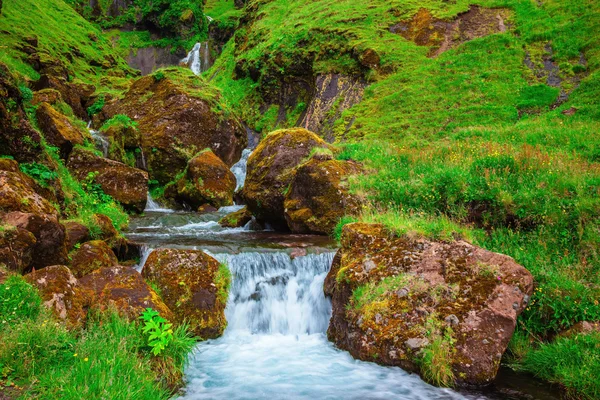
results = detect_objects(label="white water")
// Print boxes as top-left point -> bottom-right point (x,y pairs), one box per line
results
230,148 -> 252,191
135,245 -> 154,273
87,122 -> 109,158
145,193 -> 174,213
179,252 -> 475,400
182,42 -> 211,75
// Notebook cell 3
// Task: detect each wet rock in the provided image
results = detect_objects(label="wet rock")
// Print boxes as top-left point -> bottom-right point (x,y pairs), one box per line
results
67,147 -> 148,213
102,69 -> 246,184
164,149 -> 236,210
25,265 -> 91,328
142,248 -> 230,339
219,207 -> 253,228
100,121 -> 142,165
241,128 -> 334,229
70,240 -> 119,278
2,211 -> 68,269
36,102 -> 86,159
79,265 -> 173,321
0,226 -> 36,273
284,152 -> 362,235
325,223 -> 534,387
64,221 -> 91,250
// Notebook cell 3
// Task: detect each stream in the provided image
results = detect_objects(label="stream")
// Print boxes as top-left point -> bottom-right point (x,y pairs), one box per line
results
126,172 -> 558,400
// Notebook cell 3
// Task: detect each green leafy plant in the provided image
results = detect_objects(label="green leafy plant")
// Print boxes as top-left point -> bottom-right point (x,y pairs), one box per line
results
87,95 -> 105,116
153,71 -> 165,82
140,308 -> 174,356
19,162 -> 58,188
100,114 -> 138,131
18,84 -> 33,103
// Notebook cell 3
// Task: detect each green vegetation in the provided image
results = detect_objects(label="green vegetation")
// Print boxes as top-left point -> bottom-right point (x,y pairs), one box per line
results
100,114 -> 138,131
140,308 -> 174,356
0,276 -> 196,398
19,162 -> 58,188
420,316 -> 456,388
215,263 -> 232,304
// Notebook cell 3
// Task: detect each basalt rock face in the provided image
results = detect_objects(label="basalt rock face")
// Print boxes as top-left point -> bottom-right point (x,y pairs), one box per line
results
164,149 -> 236,210
36,102 -> 87,159
67,147 -> 148,213
25,265 -> 91,329
0,63 -> 43,163
284,153 -> 362,235
241,128 -> 334,230
325,223 -> 534,387
79,265 -> 173,321
102,71 -> 247,184
70,240 -> 119,278
142,248 -> 230,339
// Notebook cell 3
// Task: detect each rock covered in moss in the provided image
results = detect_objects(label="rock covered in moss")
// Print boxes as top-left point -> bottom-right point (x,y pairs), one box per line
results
93,213 -> 120,243
2,211 -> 68,269
36,102 -> 87,159
0,167 -> 58,216
70,240 -> 119,278
241,128 -> 334,229
165,149 -> 236,210
63,221 -> 91,250
102,69 -> 247,184
25,265 -> 91,328
0,225 -> 36,273
142,248 -> 230,339
67,147 -> 148,213
284,151 -> 362,234
100,120 -> 143,165
219,206 -> 252,228
325,223 -> 534,387
79,265 -> 173,321
34,74 -> 95,120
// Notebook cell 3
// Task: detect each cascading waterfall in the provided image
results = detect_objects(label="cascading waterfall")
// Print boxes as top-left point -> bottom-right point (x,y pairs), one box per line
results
182,42 -> 211,75
230,148 -> 252,191
135,245 -> 154,273
145,193 -> 173,213
179,252 -> 472,400
87,121 -> 109,158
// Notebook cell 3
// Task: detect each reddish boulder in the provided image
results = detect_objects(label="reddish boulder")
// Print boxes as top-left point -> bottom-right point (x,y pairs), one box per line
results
284,151 -> 362,235
34,74 -> 95,120
102,69 -> 247,184
63,220 -> 91,250
79,265 -> 173,321
93,213 -> 120,243
142,248 -> 230,338
241,128 -> 334,229
67,147 -> 148,213
0,225 -> 36,273
70,240 -> 119,278
165,149 -> 236,210
2,211 -> 67,269
32,88 -> 62,106
25,265 -> 91,329
0,167 -> 58,216
325,223 -> 534,387
36,102 -> 87,159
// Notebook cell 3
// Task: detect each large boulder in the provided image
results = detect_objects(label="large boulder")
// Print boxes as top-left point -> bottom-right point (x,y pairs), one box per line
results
102,69 -> 247,184
2,212 -> 68,269
36,102 -> 87,159
0,225 -> 36,274
325,223 -> 534,387
79,265 -> 173,321
284,152 -> 362,235
63,220 -> 91,251
67,147 -> 148,213
142,248 -> 230,339
70,240 -> 119,278
0,167 -> 59,216
164,149 -> 236,210
241,128 -> 334,229
100,121 -> 143,165
25,265 -> 91,329
33,75 -> 95,120
219,206 -> 252,228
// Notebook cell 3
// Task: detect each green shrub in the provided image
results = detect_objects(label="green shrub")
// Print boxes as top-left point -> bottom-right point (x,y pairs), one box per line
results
140,308 -> 174,356
0,275 -> 42,328
87,96 -> 105,116
153,71 -> 165,82
18,84 -> 33,103
19,162 -> 58,188
100,114 -> 138,131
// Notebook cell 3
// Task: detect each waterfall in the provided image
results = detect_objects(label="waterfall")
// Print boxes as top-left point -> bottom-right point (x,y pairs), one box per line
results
215,252 -> 334,335
182,42 -> 211,75
230,148 -> 252,191
145,193 -> 173,213
135,245 -> 154,273
87,121 -> 109,158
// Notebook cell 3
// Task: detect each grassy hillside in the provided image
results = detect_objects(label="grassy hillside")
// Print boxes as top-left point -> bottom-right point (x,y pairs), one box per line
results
208,0 -> 600,397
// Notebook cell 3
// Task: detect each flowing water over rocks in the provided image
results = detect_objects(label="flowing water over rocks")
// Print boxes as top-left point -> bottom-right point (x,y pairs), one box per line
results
182,42 -> 212,75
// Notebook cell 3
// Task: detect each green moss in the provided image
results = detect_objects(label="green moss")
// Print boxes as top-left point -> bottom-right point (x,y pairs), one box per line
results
214,263 -> 231,305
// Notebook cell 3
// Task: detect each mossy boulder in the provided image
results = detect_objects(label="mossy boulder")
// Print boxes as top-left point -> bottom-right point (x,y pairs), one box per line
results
241,128 -> 334,229
0,168 -> 59,216
142,248 -> 230,339
34,74 -> 95,120
103,70 -> 247,184
79,265 -> 173,321
325,223 -> 534,387
32,88 -> 62,106
164,149 -> 236,210
67,147 -> 148,213
219,206 -> 252,228
284,152 -> 362,235
70,240 -> 119,278
2,211 -> 68,269
63,220 -> 91,250
25,265 -> 91,329
93,213 -> 119,243
36,102 -> 87,159
0,225 -> 36,274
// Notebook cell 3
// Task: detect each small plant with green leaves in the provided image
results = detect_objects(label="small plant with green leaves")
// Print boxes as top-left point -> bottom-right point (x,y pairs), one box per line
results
140,308 -> 174,356
87,95 -> 105,116
19,162 -> 58,188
